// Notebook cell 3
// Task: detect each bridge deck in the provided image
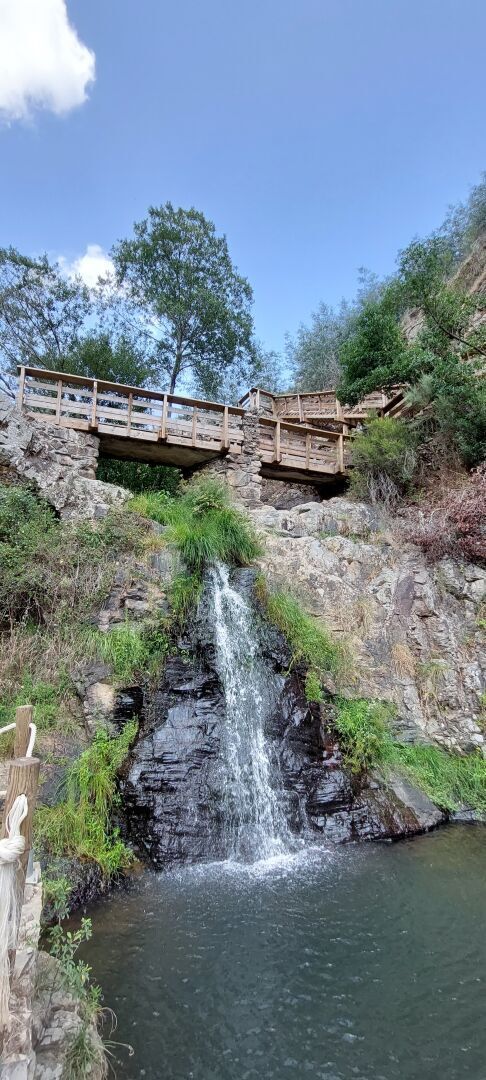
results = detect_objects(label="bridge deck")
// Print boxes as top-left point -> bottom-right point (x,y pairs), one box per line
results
18,367 -> 350,483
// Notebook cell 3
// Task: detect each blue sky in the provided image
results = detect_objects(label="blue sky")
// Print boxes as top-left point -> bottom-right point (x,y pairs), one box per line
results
1,0 -> 485,356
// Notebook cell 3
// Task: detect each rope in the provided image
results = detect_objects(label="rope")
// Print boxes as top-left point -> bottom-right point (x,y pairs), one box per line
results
0,716 -> 36,1027
0,721 -> 37,756
0,795 -> 28,1028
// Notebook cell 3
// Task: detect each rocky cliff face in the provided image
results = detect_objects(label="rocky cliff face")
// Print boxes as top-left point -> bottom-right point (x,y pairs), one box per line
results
250,497 -> 485,753
121,567 -> 444,870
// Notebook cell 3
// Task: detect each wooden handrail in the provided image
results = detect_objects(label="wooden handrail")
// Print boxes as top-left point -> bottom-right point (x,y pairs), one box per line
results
18,366 -> 245,416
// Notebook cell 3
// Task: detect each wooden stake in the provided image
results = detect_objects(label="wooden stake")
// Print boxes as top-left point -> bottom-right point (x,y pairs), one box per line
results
160,394 -> 168,440
337,433 -> 344,473
14,706 -> 32,760
222,405 -> 229,451
17,366 -> 26,410
1,757 -> 40,877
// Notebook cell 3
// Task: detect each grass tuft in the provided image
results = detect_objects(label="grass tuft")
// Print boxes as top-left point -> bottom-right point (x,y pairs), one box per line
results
334,696 -> 486,813
255,576 -> 347,693
35,721 -> 138,876
130,476 -> 262,574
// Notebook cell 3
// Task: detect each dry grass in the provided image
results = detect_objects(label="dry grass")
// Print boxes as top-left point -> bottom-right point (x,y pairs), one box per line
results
391,641 -> 417,679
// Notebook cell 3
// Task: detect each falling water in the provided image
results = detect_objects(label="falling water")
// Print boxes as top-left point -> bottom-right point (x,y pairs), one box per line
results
207,562 -> 293,862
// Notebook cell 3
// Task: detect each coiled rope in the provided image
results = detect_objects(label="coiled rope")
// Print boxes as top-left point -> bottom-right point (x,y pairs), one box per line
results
0,721 -> 36,1029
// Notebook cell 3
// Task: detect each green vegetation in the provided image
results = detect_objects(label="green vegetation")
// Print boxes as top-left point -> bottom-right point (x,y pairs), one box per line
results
169,572 -> 203,627
334,697 -> 486,813
256,578 -> 346,691
349,417 -> 418,505
87,617 -> 169,684
131,476 -> 262,574
35,721 -> 138,876
333,697 -> 394,774
41,882 -> 109,1079
97,458 -> 182,495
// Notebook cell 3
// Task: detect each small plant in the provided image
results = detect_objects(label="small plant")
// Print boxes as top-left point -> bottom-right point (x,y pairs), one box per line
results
334,697 -> 394,773
256,577 -> 347,698
169,572 -> 203,626
304,670 -> 323,703
131,475 -> 262,575
333,695 -> 486,813
35,721 -> 138,876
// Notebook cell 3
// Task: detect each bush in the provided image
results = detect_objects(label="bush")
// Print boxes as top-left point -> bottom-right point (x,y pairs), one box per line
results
88,617 -> 169,683
350,417 -> 418,505
97,458 -> 181,495
334,696 -> 486,812
131,476 -> 262,574
408,463 -> 486,565
35,721 -> 138,876
334,697 -> 394,773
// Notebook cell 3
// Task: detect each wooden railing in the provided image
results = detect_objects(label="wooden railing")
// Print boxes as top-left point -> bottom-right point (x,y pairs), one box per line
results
240,386 -> 404,424
18,367 -> 245,455
18,367 -> 351,477
258,417 -> 349,474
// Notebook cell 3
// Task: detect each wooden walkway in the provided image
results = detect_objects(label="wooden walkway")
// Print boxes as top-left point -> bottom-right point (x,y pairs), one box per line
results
239,386 -> 406,427
17,367 -> 358,484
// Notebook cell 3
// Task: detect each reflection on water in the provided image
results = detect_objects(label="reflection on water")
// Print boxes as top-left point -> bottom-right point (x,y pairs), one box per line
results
80,826 -> 486,1080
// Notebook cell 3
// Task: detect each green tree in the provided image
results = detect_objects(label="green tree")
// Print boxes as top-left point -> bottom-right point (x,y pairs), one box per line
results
337,291 -> 414,405
287,271 -> 384,392
69,331 -> 158,387
0,247 -> 90,395
112,203 -> 254,397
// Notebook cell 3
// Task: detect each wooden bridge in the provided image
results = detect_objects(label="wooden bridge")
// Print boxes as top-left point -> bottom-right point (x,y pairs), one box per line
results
16,367 -> 398,486
239,386 -> 406,427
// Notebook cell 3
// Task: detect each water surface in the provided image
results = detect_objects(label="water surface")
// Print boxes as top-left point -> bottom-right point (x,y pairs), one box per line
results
82,826 -> 486,1080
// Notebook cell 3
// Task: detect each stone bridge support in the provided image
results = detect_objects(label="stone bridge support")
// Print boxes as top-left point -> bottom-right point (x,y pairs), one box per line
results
0,394 -> 128,520
192,413 -> 263,507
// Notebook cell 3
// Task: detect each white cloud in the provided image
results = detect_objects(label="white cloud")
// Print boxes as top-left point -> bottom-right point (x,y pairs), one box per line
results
59,244 -> 114,288
0,0 -> 95,121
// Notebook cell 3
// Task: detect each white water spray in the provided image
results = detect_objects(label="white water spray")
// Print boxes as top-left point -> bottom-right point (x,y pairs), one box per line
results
208,563 -> 293,862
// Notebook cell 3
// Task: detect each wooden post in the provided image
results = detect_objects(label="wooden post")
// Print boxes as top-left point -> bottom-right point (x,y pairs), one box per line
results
256,389 -> 261,412
222,405 -> 229,451
305,432 -> 311,470
191,408 -> 198,446
1,757 -> 40,878
55,379 -> 63,423
14,706 -> 32,760
274,420 -> 281,463
17,366 -> 26,410
90,381 -> 98,430
127,392 -> 133,435
297,394 -> 303,423
335,397 -> 343,423
337,433 -> 344,473
160,394 -> 168,440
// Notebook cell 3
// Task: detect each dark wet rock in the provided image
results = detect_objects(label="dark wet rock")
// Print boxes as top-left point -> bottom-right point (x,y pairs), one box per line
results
122,574 -> 444,870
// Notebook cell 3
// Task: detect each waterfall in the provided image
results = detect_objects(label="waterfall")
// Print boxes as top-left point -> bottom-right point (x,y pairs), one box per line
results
207,563 -> 293,862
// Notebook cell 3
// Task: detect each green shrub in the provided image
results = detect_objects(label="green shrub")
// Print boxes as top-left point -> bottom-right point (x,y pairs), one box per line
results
35,721 -> 138,876
334,696 -> 486,812
169,572 -> 203,626
131,476 -> 262,574
256,579 -> 346,697
387,742 -> 486,813
334,697 -> 394,773
97,457 -> 181,495
350,417 -> 417,505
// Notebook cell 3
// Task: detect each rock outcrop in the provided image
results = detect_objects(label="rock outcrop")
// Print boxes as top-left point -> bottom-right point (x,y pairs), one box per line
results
0,394 -> 128,520
250,497 -> 485,752
122,568 -> 444,869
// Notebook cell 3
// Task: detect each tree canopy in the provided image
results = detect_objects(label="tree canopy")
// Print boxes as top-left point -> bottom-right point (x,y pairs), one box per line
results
111,203 -> 255,397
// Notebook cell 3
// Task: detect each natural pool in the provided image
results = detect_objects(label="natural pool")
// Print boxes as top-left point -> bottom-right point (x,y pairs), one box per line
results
81,825 -> 486,1080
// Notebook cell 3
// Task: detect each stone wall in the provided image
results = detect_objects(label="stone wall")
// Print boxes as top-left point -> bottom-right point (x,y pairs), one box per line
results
0,394 -> 128,520
195,413 -> 263,506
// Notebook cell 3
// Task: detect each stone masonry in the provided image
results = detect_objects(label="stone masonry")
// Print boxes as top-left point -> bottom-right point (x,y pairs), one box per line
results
0,394 -> 128,520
